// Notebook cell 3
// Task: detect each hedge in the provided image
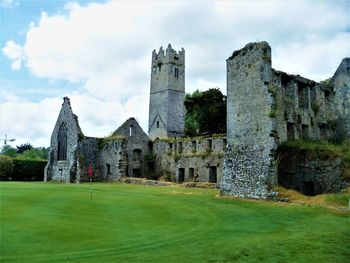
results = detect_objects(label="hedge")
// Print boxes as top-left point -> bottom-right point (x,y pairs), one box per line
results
0,155 -> 47,181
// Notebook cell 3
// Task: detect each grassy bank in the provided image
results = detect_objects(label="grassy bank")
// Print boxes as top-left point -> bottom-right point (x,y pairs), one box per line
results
1,182 -> 349,262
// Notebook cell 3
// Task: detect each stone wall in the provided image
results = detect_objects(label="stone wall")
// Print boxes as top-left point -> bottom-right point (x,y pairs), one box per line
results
113,118 -> 151,178
221,42 -> 277,199
278,147 -> 345,195
331,58 -> 350,138
99,139 -> 127,181
76,137 -> 127,182
222,42 -> 349,198
76,137 -> 101,181
153,136 -> 225,185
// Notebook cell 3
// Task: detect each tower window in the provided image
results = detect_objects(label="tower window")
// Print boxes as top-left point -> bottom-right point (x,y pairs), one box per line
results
157,121 -> 159,128
129,125 -> 133,137
175,68 -> 179,78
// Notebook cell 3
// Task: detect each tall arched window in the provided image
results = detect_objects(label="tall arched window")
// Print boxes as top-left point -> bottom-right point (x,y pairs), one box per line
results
57,123 -> 67,160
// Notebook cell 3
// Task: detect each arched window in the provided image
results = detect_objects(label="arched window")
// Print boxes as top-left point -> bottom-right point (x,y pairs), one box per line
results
57,123 -> 68,160
132,149 -> 142,161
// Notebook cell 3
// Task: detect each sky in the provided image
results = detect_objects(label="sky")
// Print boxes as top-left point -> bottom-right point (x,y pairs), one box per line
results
0,0 -> 349,148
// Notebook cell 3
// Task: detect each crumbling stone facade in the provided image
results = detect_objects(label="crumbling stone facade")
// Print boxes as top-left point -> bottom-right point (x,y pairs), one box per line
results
113,118 -> 152,178
45,97 -> 83,183
153,136 -> 226,184
46,43 -> 349,197
45,98 -> 127,183
221,41 -> 349,198
277,146 -> 345,196
221,42 -> 278,199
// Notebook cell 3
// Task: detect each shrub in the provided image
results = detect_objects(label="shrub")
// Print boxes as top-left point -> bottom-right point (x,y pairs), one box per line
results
11,158 -> 47,181
0,155 -> 14,180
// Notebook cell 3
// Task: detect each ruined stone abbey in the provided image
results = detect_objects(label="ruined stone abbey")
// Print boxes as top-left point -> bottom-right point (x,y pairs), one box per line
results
45,42 -> 350,199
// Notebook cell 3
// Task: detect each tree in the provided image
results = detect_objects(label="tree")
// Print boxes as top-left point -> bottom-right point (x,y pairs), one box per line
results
184,88 -> 226,136
16,143 -> 33,153
17,147 -> 49,160
1,145 -> 18,158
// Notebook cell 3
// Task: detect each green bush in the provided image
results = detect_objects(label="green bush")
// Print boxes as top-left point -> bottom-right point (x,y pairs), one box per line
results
0,155 -> 14,180
1,158 -> 47,181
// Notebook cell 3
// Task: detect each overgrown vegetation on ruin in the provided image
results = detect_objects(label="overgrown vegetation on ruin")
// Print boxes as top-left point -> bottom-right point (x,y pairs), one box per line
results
279,139 -> 350,181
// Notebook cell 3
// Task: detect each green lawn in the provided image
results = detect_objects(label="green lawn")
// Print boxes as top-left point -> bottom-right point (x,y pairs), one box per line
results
0,182 -> 349,262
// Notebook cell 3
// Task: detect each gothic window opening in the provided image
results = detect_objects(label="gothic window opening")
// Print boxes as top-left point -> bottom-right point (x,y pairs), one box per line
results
157,121 -> 159,128
57,123 -> 67,160
133,149 -> 142,161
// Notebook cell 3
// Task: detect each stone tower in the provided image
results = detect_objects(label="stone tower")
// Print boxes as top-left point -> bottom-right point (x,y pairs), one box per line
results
148,44 -> 185,140
221,42 -> 278,199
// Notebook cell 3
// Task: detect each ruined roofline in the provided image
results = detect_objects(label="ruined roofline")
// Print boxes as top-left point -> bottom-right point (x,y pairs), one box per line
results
228,42 -> 348,88
273,69 -> 317,85
274,56 -> 350,87
227,41 -> 271,61
152,44 -> 185,64
332,57 -> 350,79
61,96 -> 84,137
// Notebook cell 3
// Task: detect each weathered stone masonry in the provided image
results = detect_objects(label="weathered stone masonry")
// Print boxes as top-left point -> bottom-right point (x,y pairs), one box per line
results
46,42 -> 349,197
221,42 -> 277,199
221,42 -> 349,198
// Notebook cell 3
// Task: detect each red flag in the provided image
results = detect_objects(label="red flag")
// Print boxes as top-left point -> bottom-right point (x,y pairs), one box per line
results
87,163 -> 93,177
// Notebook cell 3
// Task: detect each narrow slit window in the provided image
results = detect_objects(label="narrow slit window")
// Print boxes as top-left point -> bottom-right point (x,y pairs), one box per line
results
175,68 -> 179,78
157,121 -> 159,128
129,125 -> 133,137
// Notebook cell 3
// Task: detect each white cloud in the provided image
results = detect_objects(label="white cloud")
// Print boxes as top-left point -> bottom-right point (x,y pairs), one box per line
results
2,41 -> 24,70
1,0 -> 349,146
1,0 -> 19,9
0,92 -> 149,147
0,97 -> 61,147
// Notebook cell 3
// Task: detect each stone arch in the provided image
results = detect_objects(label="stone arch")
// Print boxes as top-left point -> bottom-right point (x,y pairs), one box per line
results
57,122 -> 68,160
132,148 -> 142,161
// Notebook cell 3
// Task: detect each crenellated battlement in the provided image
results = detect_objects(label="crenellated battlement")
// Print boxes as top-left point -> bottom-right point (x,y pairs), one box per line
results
152,44 -> 185,66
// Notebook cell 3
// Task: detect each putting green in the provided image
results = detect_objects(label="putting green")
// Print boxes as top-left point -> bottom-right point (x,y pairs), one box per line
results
0,182 -> 349,262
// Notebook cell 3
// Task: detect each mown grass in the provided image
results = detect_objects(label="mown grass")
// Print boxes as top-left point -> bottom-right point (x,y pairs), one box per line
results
1,182 -> 349,263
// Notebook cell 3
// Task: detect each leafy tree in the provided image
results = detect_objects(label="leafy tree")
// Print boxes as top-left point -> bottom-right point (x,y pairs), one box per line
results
17,147 -> 49,160
1,145 -> 18,158
16,143 -> 33,153
184,88 -> 226,136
